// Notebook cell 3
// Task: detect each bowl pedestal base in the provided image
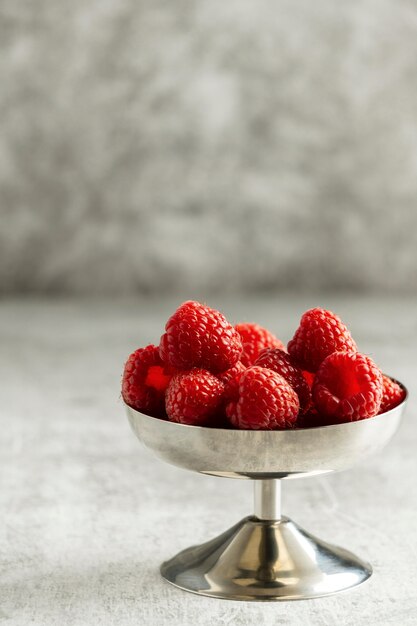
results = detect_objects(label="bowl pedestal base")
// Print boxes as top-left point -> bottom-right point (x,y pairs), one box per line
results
161,480 -> 372,601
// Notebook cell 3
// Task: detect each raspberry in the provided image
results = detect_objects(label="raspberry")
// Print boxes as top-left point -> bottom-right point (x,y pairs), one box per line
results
379,375 -> 405,414
226,366 -> 299,430
313,351 -> 383,422
255,348 -> 311,413
122,345 -> 173,417
218,361 -> 246,405
165,369 -> 225,426
302,371 -> 315,388
160,301 -> 242,373
217,361 -> 246,385
235,323 -> 285,367
287,308 -> 357,373
295,406 -> 336,429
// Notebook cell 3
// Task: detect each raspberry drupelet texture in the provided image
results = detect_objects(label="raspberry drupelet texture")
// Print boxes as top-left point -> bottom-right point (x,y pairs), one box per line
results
235,323 -> 285,367
218,361 -> 246,405
302,370 -> 315,388
165,369 -> 225,426
313,351 -> 383,423
295,406 -> 336,429
379,375 -> 405,414
226,366 -> 299,430
255,348 -> 311,413
159,301 -> 242,373
287,308 -> 357,373
122,345 -> 173,417
217,361 -> 246,385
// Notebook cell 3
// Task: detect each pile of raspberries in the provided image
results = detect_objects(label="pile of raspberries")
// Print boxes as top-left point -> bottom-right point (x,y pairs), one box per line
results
122,301 -> 405,430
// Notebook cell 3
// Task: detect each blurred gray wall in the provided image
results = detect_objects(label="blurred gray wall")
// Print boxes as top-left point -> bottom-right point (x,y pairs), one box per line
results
1,0 -> 417,295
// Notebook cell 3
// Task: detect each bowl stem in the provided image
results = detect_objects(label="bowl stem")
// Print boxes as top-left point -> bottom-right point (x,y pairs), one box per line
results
254,479 -> 281,520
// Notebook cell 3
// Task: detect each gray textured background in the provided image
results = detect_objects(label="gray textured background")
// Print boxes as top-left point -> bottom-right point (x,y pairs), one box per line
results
1,0 -> 417,294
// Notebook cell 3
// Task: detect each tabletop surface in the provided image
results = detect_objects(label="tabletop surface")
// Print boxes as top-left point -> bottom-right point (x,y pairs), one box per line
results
1,295 -> 416,626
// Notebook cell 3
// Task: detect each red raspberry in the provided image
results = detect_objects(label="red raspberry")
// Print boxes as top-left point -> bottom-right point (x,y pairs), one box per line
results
122,345 -> 173,417
255,348 -> 311,413
313,351 -> 383,423
302,371 -> 315,388
295,406 -> 336,429
165,369 -> 225,426
287,308 -> 357,373
379,375 -> 405,414
235,323 -> 285,367
160,301 -> 242,373
217,361 -> 246,405
226,366 -> 299,430
217,361 -> 246,385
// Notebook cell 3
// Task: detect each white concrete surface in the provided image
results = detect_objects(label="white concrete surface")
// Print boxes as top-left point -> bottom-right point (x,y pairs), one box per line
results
1,296 -> 416,625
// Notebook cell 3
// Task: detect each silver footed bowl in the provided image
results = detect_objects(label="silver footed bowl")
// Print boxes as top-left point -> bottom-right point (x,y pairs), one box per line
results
126,379 -> 407,480
125,379 -> 407,601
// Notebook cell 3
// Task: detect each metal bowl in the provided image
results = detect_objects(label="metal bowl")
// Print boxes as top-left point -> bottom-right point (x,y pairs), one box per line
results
126,381 -> 407,479
125,379 -> 408,601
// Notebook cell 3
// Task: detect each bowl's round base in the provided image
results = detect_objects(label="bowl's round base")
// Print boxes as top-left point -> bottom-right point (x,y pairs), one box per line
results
161,516 -> 372,601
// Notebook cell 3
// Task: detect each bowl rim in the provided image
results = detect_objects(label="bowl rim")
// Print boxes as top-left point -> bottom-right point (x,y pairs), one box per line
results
125,376 -> 408,434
